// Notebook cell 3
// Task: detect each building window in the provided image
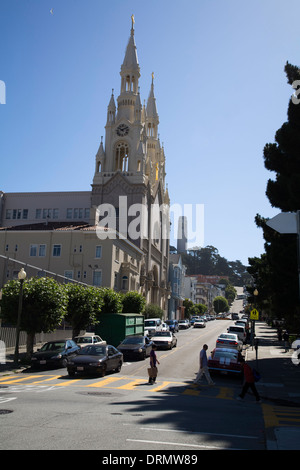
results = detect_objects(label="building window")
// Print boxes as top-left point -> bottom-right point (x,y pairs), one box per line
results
22,209 -> 28,219
30,244 -> 38,257
5,209 -> 11,219
95,246 -> 102,258
52,244 -> 61,257
122,275 -> 128,290
36,209 -> 42,219
93,270 -> 102,287
53,209 -> 59,219
39,244 -> 46,257
115,143 -> 129,172
66,209 -> 72,219
64,271 -> 73,282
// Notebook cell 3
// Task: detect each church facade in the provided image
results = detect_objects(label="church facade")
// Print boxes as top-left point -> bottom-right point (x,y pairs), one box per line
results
0,17 -> 171,312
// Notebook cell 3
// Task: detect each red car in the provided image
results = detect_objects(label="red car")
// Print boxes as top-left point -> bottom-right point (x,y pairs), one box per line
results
208,348 -> 243,375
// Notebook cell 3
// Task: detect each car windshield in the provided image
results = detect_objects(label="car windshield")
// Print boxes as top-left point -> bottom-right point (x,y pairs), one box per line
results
219,334 -> 236,340
74,337 -> 92,344
229,327 -> 244,331
40,342 -> 65,352
121,337 -> 143,345
154,332 -> 170,337
145,321 -> 157,326
79,345 -> 106,356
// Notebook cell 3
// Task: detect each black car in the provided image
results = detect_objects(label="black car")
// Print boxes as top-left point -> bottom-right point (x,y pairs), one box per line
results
67,344 -> 123,377
31,340 -> 80,369
165,320 -> 179,332
117,335 -> 153,360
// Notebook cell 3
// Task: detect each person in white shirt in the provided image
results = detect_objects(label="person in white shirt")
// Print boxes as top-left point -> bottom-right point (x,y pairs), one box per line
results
193,344 -> 215,386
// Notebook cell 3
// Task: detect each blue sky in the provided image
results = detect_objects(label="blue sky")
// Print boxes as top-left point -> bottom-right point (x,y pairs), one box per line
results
1,0 -> 300,266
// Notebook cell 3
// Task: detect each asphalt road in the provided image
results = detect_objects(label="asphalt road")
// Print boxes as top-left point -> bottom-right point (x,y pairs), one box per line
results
0,307 -> 268,451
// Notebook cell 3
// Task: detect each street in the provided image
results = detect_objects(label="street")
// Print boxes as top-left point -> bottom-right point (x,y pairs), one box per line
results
0,302 -> 269,451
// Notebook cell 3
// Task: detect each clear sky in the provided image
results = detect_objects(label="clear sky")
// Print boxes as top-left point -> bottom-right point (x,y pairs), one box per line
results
1,0 -> 299,266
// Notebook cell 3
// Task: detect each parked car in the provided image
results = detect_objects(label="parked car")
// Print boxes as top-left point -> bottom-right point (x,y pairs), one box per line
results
189,316 -> 200,326
178,319 -> 190,329
117,335 -> 153,360
227,325 -> 247,343
208,348 -> 243,375
161,322 -> 170,332
152,331 -> 177,349
31,340 -> 80,368
193,320 -> 206,328
144,318 -> 162,336
165,319 -> 179,332
73,334 -> 106,348
216,333 -> 243,351
67,344 -> 123,377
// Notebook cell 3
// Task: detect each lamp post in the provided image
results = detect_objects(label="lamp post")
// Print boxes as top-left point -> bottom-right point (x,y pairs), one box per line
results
251,288 -> 258,348
14,268 -> 27,366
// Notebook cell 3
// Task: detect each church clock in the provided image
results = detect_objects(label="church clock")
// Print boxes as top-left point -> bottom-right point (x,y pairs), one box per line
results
116,124 -> 129,136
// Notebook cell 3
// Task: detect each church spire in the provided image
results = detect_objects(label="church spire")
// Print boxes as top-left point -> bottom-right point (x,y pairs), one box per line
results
120,15 -> 140,94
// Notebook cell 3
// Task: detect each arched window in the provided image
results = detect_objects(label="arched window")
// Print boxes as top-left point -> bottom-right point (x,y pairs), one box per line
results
115,143 -> 129,171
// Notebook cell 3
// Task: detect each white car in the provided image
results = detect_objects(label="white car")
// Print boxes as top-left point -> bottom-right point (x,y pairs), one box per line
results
227,325 -> 247,344
73,334 -> 106,348
151,331 -> 177,350
161,322 -> 170,332
193,320 -> 206,328
216,333 -> 243,351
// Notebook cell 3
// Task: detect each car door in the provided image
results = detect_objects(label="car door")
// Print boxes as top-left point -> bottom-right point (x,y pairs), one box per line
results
107,346 -> 118,371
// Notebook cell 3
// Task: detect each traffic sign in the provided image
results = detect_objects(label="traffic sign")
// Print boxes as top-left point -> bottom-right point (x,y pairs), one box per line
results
250,308 -> 259,320
266,212 -> 297,234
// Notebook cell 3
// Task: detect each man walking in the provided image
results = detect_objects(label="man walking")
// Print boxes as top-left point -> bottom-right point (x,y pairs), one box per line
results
193,344 -> 215,386
237,357 -> 261,403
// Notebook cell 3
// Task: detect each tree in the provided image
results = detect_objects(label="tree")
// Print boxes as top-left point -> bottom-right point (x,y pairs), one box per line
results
249,61 -> 300,329
99,288 -> 123,314
122,291 -> 146,314
144,303 -> 164,319
1,277 -> 68,357
213,296 -> 229,314
64,284 -> 103,338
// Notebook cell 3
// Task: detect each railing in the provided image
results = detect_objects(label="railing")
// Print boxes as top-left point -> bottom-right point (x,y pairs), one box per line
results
0,326 -> 77,351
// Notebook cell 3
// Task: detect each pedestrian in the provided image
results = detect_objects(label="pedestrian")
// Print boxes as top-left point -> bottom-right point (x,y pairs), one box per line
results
277,327 -> 282,342
283,330 -> 289,352
193,344 -> 215,386
148,344 -> 160,384
237,357 -> 261,403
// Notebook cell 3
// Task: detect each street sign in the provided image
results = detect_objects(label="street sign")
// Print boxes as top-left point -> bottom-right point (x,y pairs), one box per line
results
250,308 -> 259,320
266,212 -> 297,234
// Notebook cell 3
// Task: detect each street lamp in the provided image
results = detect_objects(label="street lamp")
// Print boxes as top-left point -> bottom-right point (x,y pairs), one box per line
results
14,268 -> 27,366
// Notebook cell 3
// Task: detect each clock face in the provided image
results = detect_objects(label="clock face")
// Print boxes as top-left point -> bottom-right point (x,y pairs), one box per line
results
116,124 -> 129,137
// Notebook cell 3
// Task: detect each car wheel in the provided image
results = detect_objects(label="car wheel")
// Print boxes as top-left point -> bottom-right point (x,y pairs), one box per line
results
61,358 -> 68,368
68,369 -> 76,377
99,365 -> 107,377
115,362 -> 122,373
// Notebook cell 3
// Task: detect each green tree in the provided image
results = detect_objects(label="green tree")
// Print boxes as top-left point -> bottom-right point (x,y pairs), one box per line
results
122,291 -> 146,314
213,296 -> 229,314
249,61 -> 300,328
1,277 -> 68,357
100,288 -> 123,314
144,303 -> 164,319
64,284 -> 103,338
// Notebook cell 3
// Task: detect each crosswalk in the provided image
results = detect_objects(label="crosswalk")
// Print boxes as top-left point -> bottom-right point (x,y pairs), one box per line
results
0,373 -> 221,396
262,404 -> 300,428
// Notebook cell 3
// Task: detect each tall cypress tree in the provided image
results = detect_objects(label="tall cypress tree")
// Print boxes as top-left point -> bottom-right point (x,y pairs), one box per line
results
249,62 -> 300,328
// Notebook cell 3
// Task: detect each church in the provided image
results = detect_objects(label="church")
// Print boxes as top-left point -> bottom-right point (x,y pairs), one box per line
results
0,17 -> 171,313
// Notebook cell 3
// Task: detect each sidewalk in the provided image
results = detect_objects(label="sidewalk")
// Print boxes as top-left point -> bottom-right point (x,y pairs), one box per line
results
245,321 -> 300,450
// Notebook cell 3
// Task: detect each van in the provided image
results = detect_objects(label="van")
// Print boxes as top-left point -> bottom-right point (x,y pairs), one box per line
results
144,318 -> 162,337
227,325 -> 246,343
